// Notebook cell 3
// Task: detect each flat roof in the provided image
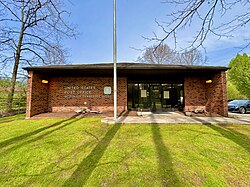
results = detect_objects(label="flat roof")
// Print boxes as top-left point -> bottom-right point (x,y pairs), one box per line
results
23,62 -> 229,71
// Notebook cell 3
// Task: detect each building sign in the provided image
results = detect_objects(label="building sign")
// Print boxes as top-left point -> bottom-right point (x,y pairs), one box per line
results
104,86 -> 112,95
63,85 -> 111,99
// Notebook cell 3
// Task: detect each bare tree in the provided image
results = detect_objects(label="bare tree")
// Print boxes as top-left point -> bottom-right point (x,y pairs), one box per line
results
0,0 -> 76,111
44,43 -> 68,65
175,49 -> 207,65
138,43 -> 175,64
150,0 -> 250,50
138,43 -> 206,65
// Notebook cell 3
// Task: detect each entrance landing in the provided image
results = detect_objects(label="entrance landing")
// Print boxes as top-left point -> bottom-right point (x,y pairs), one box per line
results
101,112 -> 250,124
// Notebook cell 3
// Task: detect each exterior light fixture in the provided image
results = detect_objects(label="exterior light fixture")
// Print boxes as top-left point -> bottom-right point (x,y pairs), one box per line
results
42,80 -> 48,84
206,80 -> 212,84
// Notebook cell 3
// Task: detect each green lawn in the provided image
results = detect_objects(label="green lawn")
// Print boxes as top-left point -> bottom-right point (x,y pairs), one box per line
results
0,115 -> 249,187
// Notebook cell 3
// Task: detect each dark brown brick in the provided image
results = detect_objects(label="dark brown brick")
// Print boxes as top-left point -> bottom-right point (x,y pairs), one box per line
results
26,73 -> 127,118
26,70 -> 228,118
184,71 -> 228,116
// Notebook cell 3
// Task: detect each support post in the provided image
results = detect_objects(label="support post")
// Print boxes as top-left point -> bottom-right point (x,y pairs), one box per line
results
113,0 -> 117,122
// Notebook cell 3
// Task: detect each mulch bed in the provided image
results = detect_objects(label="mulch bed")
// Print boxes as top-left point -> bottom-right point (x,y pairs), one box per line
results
175,110 -> 223,117
30,110 -> 139,119
25,110 -> 224,119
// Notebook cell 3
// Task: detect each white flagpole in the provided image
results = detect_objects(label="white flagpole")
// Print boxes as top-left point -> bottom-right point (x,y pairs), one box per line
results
113,0 -> 117,122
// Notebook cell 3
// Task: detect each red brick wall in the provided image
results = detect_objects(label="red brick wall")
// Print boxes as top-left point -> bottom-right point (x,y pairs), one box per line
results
205,71 -> 228,116
184,72 -> 228,116
48,77 -> 127,113
26,71 -> 32,118
26,71 -> 49,118
184,77 -> 206,111
26,71 -> 227,117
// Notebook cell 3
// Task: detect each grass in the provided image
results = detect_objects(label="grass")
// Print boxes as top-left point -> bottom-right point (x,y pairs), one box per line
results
0,114 -> 25,123
0,115 -> 249,187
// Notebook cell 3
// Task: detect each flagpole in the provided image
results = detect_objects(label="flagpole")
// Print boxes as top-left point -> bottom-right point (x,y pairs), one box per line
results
113,0 -> 117,122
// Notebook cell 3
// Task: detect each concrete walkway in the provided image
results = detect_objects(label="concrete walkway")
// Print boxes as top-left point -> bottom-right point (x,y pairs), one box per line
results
101,112 -> 250,124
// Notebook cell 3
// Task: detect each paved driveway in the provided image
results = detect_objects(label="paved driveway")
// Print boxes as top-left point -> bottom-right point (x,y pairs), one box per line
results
102,112 -> 250,124
228,112 -> 250,123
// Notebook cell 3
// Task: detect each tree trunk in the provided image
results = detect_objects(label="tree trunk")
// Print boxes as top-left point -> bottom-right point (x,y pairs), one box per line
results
6,8 -> 25,111
6,54 -> 21,111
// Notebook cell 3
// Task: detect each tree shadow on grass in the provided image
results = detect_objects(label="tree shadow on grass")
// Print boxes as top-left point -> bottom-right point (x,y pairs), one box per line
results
151,125 -> 181,186
0,114 -> 80,149
62,124 -> 121,187
192,117 -> 250,153
208,124 -> 250,153
0,119 -> 79,156
21,132 -> 139,186
0,118 -> 24,125
18,140 -> 96,186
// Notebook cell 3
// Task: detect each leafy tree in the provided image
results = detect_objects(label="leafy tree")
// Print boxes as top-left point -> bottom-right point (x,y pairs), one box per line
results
228,53 -> 250,99
138,43 -> 206,65
0,0 -> 76,111
227,80 -> 247,100
0,77 -> 27,112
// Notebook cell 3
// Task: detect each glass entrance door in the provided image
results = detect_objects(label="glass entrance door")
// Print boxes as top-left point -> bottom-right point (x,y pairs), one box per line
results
150,84 -> 162,111
128,82 -> 184,111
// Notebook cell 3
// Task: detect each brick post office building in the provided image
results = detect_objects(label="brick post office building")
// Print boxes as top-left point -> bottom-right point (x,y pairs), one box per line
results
23,63 -> 228,118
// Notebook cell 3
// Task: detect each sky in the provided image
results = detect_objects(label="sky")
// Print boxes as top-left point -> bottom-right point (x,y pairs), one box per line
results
28,1 -> 250,68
